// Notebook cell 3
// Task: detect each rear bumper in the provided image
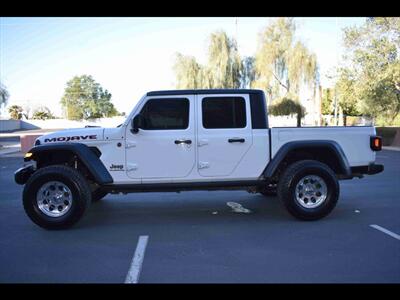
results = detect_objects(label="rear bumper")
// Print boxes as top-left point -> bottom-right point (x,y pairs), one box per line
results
350,163 -> 384,176
14,165 -> 35,185
366,163 -> 384,175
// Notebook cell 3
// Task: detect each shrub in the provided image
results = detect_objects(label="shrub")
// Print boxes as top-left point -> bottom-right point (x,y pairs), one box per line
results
268,97 -> 305,127
376,127 -> 399,146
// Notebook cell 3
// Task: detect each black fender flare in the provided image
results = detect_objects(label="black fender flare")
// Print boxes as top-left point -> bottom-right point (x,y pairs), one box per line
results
263,140 -> 351,178
25,143 -> 113,185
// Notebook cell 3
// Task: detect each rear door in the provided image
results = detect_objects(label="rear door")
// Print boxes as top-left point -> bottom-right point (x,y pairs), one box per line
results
196,94 -> 253,177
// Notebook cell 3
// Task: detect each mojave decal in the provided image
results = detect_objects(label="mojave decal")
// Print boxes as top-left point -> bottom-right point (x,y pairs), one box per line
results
44,135 -> 97,143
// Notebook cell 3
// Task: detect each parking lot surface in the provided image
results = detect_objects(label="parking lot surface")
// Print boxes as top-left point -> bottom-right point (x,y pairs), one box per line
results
0,150 -> 399,283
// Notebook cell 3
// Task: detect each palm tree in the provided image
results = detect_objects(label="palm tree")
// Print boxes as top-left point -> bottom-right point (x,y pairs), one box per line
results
8,105 -> 23,120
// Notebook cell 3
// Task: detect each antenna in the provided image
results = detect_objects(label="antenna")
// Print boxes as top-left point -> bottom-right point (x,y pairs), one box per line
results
235,17 -> 238,47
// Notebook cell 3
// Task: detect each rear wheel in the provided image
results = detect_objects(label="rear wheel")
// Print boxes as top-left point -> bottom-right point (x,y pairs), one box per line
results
277,160 -> 339,221
23,165 -> 91,230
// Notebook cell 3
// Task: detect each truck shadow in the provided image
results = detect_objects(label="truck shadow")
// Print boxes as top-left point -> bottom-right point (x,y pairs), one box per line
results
80,192 -> 291,229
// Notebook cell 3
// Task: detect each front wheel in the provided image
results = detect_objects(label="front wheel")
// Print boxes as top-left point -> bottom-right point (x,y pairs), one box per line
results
23,165 -> 92,230
277,160 -> 339,221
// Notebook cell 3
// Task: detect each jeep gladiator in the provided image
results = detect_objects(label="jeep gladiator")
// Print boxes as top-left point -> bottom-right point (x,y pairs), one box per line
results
15,89 -> 384,229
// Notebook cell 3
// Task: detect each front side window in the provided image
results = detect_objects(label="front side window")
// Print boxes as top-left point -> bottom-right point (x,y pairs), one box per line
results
139,98 -> 189,130
202,97 -> 246,129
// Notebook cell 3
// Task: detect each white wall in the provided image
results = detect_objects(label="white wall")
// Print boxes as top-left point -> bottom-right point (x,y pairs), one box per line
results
19,116 -> 127,130
0,120 -> 21,131
269,116 -> 298,127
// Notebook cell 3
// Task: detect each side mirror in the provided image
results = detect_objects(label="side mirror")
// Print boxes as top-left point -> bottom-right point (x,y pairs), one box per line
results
131,114 -> 144,134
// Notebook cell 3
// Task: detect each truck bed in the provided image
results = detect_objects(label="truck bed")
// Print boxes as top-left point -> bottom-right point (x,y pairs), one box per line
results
270,126 -> 376,167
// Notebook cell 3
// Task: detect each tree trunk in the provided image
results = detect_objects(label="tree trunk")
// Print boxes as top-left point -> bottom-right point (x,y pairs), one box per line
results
297,113 -> 301,127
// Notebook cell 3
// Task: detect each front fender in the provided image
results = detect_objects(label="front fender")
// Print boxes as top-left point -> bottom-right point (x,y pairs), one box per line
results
24,143 -> 113,185
14,165 -> 35,185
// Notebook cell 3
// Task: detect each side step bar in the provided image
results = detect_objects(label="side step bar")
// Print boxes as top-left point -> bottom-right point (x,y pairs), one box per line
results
102,180 -> 264,194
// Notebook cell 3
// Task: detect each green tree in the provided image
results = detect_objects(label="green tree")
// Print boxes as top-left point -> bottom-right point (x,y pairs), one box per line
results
268,96 -> 306,127
335,69 -> 360,117
253,18 -> 318,102
321,88 -> 334,115
206,31 -> 243,88
0,82 -> 9,112
32,106 -> 55,120
241,56 -> 256,88
173,53 -> 203,89
61,75 -> 119,120
8,105 -> 23,120
338,17 -> 400,124
173,30 -> 243,89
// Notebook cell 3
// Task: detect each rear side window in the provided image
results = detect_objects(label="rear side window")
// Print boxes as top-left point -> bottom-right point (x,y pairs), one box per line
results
202,97 -> 246,129
140,98 -> 189,130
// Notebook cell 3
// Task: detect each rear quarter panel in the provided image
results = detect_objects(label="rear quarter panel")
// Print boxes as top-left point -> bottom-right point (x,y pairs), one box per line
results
271,126 -> 376,167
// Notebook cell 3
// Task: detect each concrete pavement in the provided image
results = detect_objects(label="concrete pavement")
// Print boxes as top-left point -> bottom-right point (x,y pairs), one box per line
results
0,150 -> 399,283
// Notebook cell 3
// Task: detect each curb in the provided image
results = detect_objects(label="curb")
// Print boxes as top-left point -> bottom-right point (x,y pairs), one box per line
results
0,148 -> 22,157
382,146 -> 400,152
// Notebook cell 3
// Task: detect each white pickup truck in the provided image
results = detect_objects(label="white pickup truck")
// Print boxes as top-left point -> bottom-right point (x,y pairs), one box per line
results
15,89 -> 384,229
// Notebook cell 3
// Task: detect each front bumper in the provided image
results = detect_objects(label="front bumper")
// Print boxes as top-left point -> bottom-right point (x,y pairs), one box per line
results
14,165 -> 35,185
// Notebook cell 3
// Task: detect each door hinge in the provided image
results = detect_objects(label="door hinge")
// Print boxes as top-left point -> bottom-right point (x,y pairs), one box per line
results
126,142 -> 137,149
198,162 -> 210,169
127,163 -> 138,171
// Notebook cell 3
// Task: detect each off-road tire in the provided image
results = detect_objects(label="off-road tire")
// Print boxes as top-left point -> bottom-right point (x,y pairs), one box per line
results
277,160 -> 339,221
23,165 -> 91,230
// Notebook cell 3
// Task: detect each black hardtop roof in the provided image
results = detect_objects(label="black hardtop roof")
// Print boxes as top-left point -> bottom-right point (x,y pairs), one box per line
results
147,89 -> 265,96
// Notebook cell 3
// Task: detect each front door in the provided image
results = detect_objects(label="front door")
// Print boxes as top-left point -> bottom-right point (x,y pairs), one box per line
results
125,95 -> 196,180
196,94 -> 253,177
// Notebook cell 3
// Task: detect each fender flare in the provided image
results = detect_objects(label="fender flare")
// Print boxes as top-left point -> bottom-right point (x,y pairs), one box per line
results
26,143 -> 113,185
263,140 -> 351,178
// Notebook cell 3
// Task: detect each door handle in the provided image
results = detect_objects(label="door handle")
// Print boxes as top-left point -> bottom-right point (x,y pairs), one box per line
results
175,139 -> 192,145
228,138 -> 245,143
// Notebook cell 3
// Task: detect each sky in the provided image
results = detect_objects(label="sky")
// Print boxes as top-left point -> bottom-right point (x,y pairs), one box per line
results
0,17 -> 366,117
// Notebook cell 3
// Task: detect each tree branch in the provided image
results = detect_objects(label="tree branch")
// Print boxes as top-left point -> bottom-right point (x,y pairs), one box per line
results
271,71 -> 289,92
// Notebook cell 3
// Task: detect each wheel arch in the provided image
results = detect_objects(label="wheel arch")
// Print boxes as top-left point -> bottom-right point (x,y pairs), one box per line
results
263,140 -> 352,180
25,143 -> 113,185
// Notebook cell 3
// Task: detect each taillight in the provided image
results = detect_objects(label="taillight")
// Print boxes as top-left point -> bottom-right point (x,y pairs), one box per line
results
370,136 -> 382,151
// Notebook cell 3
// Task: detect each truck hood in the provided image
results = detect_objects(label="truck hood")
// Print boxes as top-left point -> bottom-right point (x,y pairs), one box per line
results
37,127 -> 105,145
